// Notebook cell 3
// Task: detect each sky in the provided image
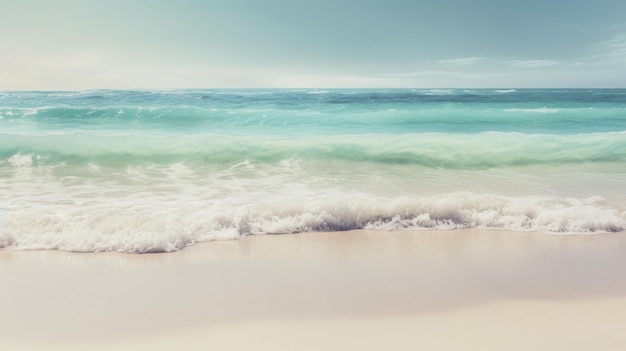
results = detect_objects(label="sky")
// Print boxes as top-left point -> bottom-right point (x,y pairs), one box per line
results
1,0 -> 626,89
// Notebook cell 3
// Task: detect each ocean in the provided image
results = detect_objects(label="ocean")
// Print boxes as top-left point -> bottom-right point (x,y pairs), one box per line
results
1,89 -> 625,253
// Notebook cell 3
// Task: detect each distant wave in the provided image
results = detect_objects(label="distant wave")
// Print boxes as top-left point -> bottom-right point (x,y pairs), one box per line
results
2,131 -> 625,169
504,107 -> 559,113
3,103 -> 623,138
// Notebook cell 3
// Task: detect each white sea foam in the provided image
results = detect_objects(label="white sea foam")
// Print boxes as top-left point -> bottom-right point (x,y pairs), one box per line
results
504,107 -> 559,113
22,108 -> 40,116
423,89 -> 455,95
1,189 -> 623,253
2,140 -> 625,254
495,89 -> 516,93
8,154 -> 36,167
87,163 -> 101,172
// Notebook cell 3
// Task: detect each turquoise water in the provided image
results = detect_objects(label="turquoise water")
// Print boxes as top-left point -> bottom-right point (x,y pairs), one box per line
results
1,89 -> 625,252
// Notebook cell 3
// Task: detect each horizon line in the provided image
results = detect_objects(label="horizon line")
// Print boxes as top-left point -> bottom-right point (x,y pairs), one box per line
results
2,87 -> 626,92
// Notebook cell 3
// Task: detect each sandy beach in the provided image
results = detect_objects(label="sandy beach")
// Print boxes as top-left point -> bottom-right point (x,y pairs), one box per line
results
2,229 -> 626,350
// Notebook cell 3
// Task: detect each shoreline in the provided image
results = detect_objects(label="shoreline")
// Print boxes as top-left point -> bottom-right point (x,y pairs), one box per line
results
2,229 -> 626,350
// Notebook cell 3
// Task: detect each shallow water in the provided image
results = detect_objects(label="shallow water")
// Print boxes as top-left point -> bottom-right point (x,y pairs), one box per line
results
1,89 -> 625,252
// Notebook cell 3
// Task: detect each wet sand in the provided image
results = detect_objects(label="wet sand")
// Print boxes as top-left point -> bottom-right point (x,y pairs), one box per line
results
2,229 -> 626,350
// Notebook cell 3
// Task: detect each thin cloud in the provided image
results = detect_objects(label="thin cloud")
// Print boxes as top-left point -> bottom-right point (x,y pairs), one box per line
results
383,70 -> 476,78
508,60 -> 561,68
590,32 -> 626,65
437,57 -> 484,66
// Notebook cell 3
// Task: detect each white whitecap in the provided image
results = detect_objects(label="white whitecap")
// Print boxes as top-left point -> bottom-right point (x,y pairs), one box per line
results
504,107 -> 559,114
1,191 -> 623,254
8,154 -> 35,167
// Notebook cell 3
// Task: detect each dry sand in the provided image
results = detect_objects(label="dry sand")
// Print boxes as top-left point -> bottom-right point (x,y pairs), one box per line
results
2,229 -> 626,350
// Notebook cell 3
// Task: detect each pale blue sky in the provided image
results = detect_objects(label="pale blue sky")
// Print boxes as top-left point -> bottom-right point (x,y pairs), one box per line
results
1,0 -> 626,89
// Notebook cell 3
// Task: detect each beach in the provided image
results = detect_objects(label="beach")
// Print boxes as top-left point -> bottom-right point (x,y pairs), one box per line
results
3,229 -> 626,350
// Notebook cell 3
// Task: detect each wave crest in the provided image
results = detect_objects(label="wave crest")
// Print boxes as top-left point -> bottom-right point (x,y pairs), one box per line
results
1,193 -> 623,253
2,132 -> 625,169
